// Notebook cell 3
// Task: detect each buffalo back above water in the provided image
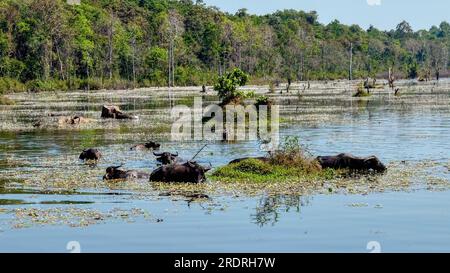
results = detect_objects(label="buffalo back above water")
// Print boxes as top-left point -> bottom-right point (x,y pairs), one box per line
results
101,105 -> 136,120
103,166 -> 149,180
131,141 -> 161,151
149,162 -> 211,183
316,153 -> 386,172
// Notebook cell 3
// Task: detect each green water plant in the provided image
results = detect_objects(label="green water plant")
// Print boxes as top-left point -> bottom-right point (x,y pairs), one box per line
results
214,68 -> 250,105
211,136 -> 338,183
354,85 -> 371,97
0,77 -> 26,94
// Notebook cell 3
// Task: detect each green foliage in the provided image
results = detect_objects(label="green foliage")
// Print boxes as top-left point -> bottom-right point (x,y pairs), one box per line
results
144,46 -> 168,86
0,0 -> 447,91
26,79 -> 68,92
232,159 -> 274,175
0,77 -> 26,94
269,136 -> 322,172
0,58 -> 26,79
255,96 -> 270,107
406,60 -> 419,79
211,136 -> 335,183
279,136 -> 302,154
211,158 -> 335,183
354,87 -> 371,97
214,68 -> 249,104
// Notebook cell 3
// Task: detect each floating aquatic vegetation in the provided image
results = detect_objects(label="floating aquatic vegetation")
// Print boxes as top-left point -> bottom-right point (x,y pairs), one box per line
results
9,207 -> 154,229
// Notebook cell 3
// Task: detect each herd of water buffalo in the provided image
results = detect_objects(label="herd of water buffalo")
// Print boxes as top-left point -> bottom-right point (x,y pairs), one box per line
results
78,141 -> 387,184
74,105 -> 389,183
79,145 -> 212,183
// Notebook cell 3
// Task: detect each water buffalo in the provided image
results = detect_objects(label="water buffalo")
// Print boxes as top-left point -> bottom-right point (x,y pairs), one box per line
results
316,153 -> 386,172
103,166 -> 150,180
228,157 -> 269,165
131,141 -> 161,151
101,105 -> 138,120
154,152 -> 180,165
79,148 -> 102,161
149,161 -> 212,183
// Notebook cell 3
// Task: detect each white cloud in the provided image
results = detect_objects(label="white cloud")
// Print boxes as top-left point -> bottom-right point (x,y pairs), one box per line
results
367,0 -> 382,6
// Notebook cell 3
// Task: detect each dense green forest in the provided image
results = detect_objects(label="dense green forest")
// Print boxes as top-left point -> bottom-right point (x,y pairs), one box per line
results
0,0 -> 449,93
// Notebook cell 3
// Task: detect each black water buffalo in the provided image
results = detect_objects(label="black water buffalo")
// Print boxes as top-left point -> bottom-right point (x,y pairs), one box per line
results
79,148 -> 102,161
130,141 -> 161,151
316,153 -> 386,172
103,166 -> 150,180
228,157 -> 269,165
149,161 -> 212,183
154,152 -> 180,165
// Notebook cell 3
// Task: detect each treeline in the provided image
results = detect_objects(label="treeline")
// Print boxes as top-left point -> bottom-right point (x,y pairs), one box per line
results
0,0 -> 449,93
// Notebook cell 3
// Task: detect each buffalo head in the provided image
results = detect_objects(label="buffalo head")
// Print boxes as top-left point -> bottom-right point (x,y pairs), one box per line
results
363,156 -> 387,172
145,141 -> 161,150
185,161 -> 212,183
103,165 -> 126,180
79,148 -> 102,161
154,152 -> 179,165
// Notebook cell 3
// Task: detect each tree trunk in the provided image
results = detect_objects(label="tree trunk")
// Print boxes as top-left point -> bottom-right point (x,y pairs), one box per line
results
349,43 -> 353,81
131,37 -> 136,88
108,12 -> 114,80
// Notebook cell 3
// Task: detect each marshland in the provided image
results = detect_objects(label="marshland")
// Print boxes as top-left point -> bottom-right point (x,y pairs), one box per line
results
1,0 -> 450,253
1,79 -> 450,252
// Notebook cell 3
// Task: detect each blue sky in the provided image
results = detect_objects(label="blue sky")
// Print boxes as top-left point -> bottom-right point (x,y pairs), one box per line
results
202,0 -> 449,31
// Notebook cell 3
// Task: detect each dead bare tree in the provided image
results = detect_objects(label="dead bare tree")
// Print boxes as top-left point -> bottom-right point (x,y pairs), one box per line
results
106,11 -> 115,80
364,77 -> 376,93
167,9 -> 184,88
349,42 -> 353,81
388,67 -> 395,90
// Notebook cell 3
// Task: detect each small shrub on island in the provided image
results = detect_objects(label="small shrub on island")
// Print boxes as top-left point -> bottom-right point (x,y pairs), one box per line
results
214,68 -> 250,105
211,136 -> 338,183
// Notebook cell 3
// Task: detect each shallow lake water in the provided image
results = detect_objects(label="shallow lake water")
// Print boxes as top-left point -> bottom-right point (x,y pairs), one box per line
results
1,80 -> 450,252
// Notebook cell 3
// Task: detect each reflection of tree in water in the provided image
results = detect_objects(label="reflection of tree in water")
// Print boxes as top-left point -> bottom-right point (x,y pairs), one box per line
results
251,194 -> 311,227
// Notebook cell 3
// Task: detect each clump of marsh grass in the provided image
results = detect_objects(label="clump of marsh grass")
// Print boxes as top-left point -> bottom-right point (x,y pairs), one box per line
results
211,136 -> 336,183
353,86 -> 371,97
268,136 -> 322,173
